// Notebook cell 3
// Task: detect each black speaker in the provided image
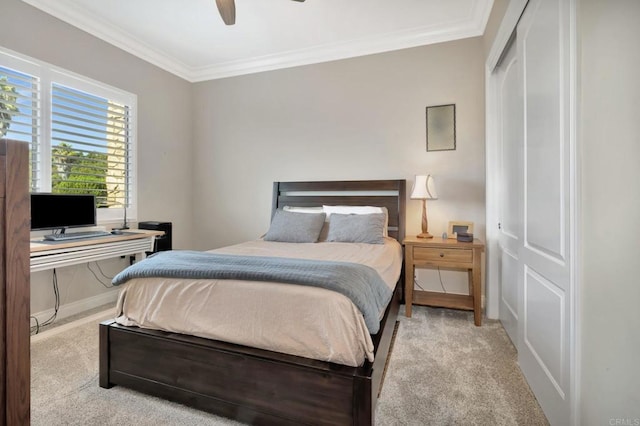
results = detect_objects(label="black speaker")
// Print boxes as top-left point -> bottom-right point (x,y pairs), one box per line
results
138,221 -> 172,253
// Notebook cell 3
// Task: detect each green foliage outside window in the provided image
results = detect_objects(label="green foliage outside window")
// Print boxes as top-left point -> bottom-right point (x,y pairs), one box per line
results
0,76 -> 19,138
51,142 -> 110,206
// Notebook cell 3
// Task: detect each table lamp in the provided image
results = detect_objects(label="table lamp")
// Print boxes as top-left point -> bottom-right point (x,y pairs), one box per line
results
410,174 -> 438,238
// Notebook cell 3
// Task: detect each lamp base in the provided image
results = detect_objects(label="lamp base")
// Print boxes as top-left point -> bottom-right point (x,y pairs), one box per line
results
416,232 -> 434,239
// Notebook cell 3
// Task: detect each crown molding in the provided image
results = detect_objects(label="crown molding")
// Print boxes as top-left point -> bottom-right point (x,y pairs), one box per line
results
22,0 -> 493,83
190,20 -> 486,82
21,0 -> 194,80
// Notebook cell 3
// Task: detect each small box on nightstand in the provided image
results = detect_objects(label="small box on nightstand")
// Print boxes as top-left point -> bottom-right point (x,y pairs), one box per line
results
456,232 -> 474,242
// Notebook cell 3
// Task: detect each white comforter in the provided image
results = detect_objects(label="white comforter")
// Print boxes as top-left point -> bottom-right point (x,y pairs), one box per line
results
115,237 -> 402,366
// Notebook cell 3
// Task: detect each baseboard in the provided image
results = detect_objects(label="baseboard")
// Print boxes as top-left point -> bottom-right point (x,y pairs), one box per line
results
30,289 -> 119,328
30,308 -> 114,343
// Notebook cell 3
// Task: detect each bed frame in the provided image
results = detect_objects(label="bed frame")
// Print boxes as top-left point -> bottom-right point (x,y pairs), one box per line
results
99,179 -> 406,425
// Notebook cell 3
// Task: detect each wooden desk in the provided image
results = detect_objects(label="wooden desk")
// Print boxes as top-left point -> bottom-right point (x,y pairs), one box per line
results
403,237 -> 485,326
30,229 -> 164,273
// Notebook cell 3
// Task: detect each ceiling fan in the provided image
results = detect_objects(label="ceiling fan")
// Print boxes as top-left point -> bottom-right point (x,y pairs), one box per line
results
215,0 -> 306,26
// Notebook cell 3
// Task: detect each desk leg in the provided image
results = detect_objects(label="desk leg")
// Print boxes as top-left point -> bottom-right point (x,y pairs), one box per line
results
134,249 -> 148,264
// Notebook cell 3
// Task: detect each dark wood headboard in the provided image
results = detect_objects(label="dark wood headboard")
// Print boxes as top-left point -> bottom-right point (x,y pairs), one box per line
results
272,180 -> 406,242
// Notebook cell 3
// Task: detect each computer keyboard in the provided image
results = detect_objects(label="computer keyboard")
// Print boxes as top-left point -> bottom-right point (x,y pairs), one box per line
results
43,230 -> 112,241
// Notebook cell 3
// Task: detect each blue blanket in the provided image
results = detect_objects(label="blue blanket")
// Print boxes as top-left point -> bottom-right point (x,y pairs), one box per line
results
112,250 -> 392,334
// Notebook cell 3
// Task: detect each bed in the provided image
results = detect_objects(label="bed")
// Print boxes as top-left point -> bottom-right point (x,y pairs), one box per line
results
99,179 -> 406,425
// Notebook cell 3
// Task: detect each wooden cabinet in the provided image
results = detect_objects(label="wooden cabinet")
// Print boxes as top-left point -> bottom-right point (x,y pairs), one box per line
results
0,139 -> 30,425
404,237 -> 485,326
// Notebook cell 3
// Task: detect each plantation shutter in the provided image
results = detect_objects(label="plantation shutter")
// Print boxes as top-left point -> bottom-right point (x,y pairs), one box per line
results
51,83 -> 132,209
0,66 -> 41,191
2,49 -> 137,222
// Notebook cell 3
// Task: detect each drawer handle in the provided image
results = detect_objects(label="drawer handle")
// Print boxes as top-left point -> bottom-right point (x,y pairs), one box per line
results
440,253 -> 444,257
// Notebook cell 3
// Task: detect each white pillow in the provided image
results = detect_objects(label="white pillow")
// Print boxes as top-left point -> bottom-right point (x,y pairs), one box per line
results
322,205 -> 389,237
322,205 -> 384,217
283,206 -> 324,214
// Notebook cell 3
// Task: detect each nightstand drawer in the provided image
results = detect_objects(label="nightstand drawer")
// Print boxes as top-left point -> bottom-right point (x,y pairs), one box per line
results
413,247 -> 473,264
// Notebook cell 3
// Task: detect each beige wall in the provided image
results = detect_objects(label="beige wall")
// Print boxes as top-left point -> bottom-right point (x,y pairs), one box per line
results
191,38 -> 487,295
580,0 -> 640,423
192,38 -> 486,252
1,0 -> 194,316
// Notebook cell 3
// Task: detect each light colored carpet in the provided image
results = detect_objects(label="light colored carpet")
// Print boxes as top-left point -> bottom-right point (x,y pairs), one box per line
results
31,306 -> 548,425
376,307 -> 549,425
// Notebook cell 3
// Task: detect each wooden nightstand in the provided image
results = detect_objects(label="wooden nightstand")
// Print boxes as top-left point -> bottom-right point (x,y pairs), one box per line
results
403,236 -> 485,326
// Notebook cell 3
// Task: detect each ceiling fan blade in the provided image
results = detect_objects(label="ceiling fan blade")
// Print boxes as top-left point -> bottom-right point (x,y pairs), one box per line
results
291,0 -> 305,2
215,0 -> 235,25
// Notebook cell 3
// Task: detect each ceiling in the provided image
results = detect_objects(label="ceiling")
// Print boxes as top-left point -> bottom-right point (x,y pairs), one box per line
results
22,0 -> 494,82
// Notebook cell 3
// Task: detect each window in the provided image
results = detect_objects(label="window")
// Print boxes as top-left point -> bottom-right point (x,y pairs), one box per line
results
0,48 -> 137,223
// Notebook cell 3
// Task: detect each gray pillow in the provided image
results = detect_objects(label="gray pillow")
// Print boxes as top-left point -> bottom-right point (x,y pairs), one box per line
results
264,210 -> 326,243
325,213 -> 386,244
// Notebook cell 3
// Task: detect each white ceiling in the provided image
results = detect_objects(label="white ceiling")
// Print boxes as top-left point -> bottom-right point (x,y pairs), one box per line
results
22,0 -> 494,82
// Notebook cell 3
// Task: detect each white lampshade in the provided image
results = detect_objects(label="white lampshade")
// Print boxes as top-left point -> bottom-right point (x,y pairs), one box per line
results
410,175 -> 438,200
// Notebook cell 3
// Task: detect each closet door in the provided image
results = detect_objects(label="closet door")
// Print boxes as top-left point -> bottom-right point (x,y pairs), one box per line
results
516,0 -> 576,424
495,39 -> 523,345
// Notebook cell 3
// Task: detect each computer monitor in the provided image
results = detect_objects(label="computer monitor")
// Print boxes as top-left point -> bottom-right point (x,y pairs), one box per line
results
30,193 -> 97,232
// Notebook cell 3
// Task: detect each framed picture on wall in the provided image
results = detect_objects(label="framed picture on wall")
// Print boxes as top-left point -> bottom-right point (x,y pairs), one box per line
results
426,104 -> 456,151
447,221 -> 474,238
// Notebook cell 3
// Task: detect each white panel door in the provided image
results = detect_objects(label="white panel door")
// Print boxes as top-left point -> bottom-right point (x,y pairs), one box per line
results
495,40 -> 523,345
516,0 -> 575,424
